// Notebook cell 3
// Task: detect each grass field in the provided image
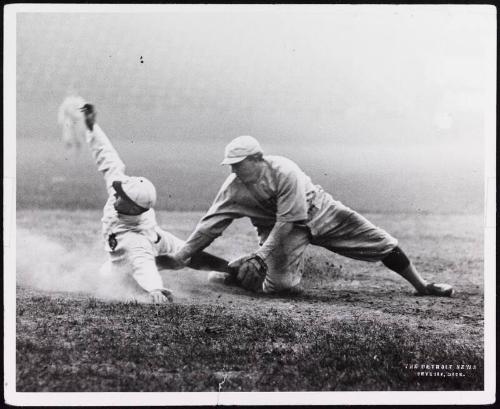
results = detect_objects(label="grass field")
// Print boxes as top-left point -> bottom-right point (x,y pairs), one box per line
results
15,209 -> 484,392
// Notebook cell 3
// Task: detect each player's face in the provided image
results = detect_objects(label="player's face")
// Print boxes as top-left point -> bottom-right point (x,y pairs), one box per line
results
231,157 -> 261,183
113,193 -> 144,216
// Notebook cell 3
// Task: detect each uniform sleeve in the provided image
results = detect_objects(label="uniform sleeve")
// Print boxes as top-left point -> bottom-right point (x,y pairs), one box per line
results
180,175 -> 242,256
129,245 -> 166,293
275,165 -> 309,223
85,124 -> 126,194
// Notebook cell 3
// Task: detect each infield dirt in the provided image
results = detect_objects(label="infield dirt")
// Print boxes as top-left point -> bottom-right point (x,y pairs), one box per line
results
15,210 -> 484,391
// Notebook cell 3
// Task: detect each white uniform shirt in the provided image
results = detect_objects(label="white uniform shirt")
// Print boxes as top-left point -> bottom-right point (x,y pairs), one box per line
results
86,125 -> 182,293
182,156 -> 347,250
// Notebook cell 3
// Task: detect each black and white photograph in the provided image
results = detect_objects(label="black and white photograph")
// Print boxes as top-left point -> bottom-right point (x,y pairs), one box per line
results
4,4 -> 496,406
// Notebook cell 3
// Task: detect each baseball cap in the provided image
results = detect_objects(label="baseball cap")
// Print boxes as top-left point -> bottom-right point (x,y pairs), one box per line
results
221,135 -> 263,165
112,176 -> 157,212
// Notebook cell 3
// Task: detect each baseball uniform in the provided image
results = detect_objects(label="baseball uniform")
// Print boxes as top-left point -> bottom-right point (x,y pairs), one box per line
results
180,155 -> 397,293
86,124 -> 184,294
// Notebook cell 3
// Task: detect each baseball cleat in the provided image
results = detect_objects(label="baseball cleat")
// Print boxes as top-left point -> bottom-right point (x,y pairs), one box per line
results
417,282 -> 454,297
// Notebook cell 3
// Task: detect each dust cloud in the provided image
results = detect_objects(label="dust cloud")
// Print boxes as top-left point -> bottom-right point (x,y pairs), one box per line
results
16,228 -> 213,303
16,228 -> 143,302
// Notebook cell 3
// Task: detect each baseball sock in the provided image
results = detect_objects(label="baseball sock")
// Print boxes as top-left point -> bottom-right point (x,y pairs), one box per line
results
382,246 -> 428,293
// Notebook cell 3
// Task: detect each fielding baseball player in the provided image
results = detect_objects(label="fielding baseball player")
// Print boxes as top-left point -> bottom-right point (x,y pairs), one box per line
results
173,135 -> 453,297
79,103 -> 229,303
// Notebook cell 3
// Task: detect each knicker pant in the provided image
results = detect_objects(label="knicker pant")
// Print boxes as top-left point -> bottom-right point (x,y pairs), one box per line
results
310,210 -> 398,262
261,224 -> 311,293
260,209 -> 398,293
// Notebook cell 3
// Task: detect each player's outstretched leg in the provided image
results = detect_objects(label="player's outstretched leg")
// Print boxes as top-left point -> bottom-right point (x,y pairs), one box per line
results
381,246 -> 453,296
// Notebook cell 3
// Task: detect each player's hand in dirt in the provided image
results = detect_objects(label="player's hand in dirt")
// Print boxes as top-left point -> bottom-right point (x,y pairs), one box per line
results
229,254 -> 267,292
149,289 -> 174,303
80,103 -> 97,131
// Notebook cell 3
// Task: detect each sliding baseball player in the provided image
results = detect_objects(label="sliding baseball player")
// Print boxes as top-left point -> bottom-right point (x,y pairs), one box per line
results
63,101 -> 229,303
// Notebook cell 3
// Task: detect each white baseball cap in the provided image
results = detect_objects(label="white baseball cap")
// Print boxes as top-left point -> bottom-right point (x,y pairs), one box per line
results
112,176 -> 157,211
221,135 -> 263,165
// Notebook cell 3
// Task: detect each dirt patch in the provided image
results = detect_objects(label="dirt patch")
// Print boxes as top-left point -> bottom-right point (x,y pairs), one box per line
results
14,210 -> 484,391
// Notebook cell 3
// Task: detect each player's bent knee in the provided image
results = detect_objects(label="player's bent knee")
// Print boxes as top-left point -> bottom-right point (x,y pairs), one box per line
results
381,246 -> 410,272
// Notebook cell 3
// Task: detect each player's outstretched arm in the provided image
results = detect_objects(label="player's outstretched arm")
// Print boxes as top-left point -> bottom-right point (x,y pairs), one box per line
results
132,252 -> 174,303
80,103 -> 126,192
255,221 -> 294,261
171,215 -> 235,266
170,232 -> 214,267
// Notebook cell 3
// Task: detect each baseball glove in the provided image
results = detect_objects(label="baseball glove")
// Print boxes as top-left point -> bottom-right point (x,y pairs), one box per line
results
229,254 -> 268,292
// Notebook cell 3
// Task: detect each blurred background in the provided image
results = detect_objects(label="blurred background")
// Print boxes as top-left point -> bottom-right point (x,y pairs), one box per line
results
15,7 -> 491,213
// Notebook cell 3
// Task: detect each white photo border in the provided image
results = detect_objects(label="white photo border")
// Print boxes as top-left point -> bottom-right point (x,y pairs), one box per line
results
4,3 -> 496,406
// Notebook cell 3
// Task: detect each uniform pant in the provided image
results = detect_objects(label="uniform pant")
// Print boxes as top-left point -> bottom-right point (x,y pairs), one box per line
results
99,228 -> 185,296
260,202 -> 398,293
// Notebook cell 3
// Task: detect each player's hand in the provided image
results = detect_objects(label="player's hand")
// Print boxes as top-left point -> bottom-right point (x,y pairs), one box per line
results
149,289 -> 173,303
80,103 -> 97,131
229,254 -> 267,292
